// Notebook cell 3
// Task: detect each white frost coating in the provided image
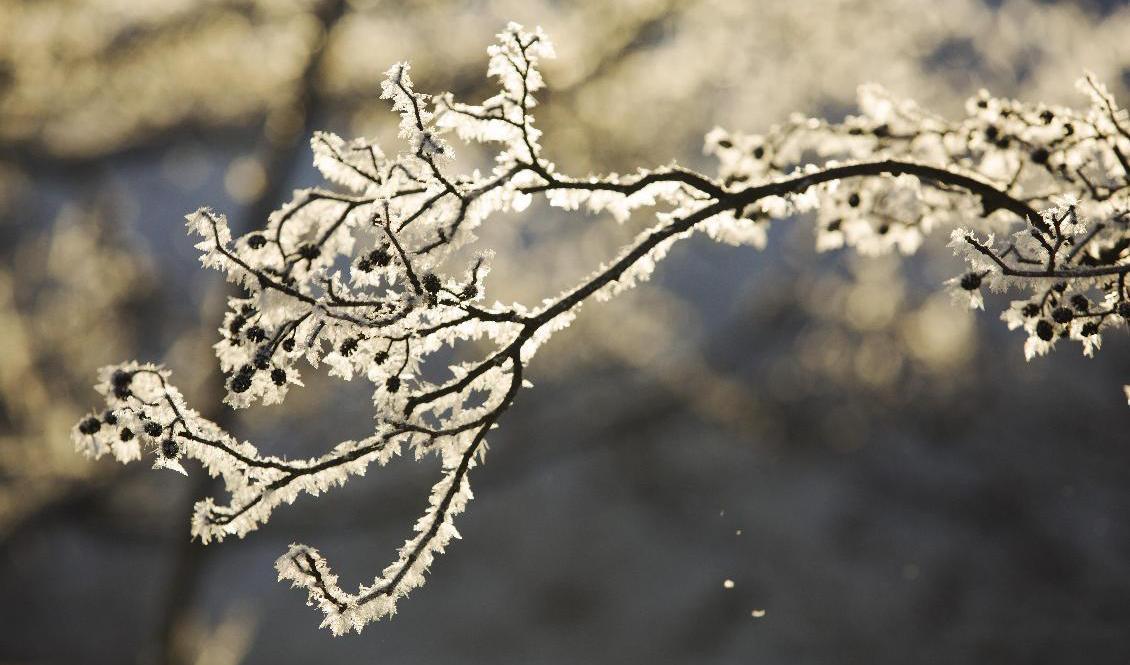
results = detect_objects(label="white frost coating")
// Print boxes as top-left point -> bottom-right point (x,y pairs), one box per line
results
276,447 -> 476,635
73,23 -> 1130,634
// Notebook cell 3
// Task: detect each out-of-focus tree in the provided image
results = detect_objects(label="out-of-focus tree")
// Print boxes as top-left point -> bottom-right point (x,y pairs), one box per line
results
0,198 -> 157,543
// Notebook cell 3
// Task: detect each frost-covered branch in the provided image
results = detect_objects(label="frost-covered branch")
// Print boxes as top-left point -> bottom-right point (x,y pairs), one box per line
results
74,23 -> 1130,634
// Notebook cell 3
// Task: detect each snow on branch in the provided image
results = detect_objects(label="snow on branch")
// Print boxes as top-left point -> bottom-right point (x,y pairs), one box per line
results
74,23 -> 1130,634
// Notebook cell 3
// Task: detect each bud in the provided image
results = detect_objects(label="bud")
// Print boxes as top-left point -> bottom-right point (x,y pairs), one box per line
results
1036,319 -> 1054,341
79,417 -> 101,435
231,373 -> 252,393
111,370 -> 132,389
370,247 -> 392,267
254,347 -> 272,370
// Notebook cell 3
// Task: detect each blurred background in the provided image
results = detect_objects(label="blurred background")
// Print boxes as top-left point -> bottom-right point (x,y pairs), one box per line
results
2,0 -> 1130,663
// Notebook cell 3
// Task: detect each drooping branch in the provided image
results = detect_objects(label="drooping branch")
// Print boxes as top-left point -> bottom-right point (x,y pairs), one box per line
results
73,23 -> 1130,635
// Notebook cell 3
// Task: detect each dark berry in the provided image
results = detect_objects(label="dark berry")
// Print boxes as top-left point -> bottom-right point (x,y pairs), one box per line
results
113,384 -> 132,399
1081,322 -> 1099,337
247,233 -> 267,249
143,420 -> 162,437
873,124 -> 890,137
1021,303 -> 1041,318
1070,294 -> 1090,312
752,146 -> 765,159
994,137 -> 1010,149
1052,307 -> 1074,324
231,373 -> 252,393
254,347 -> 272,370
1036,319 -> 1054,341
716,139 -> 733,149
339,338 -> 358,356
281,338 -> 295,352
385,376 -> 401,393
1118,301 -> 1130,318
370,247 -> 392,267
1040,109 -> 1054,123
847,193 -> 861,208
985,125 -> 999,141
119,428 -> 134,442
877,223 -> 890,235
1053,282 -> 1067,293
229,314 -> 247,336
161,438 -> 179,458
421,272 -> 441,295
111,370 -> 132,389
960,273 -> 982,291
374,351 -> 389,364
976,98 -> 988,109
103,410 -> 118,426
1063,123 -> 1074,136
297,244 -> 320,260
1031,147 -> 1049,164
245,326 -> 266,343
461,284 -> 479,299
270,368 -> 287,386
357,257 -> 375,272
79,417 -> 101,435
237,363 -> 254,376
